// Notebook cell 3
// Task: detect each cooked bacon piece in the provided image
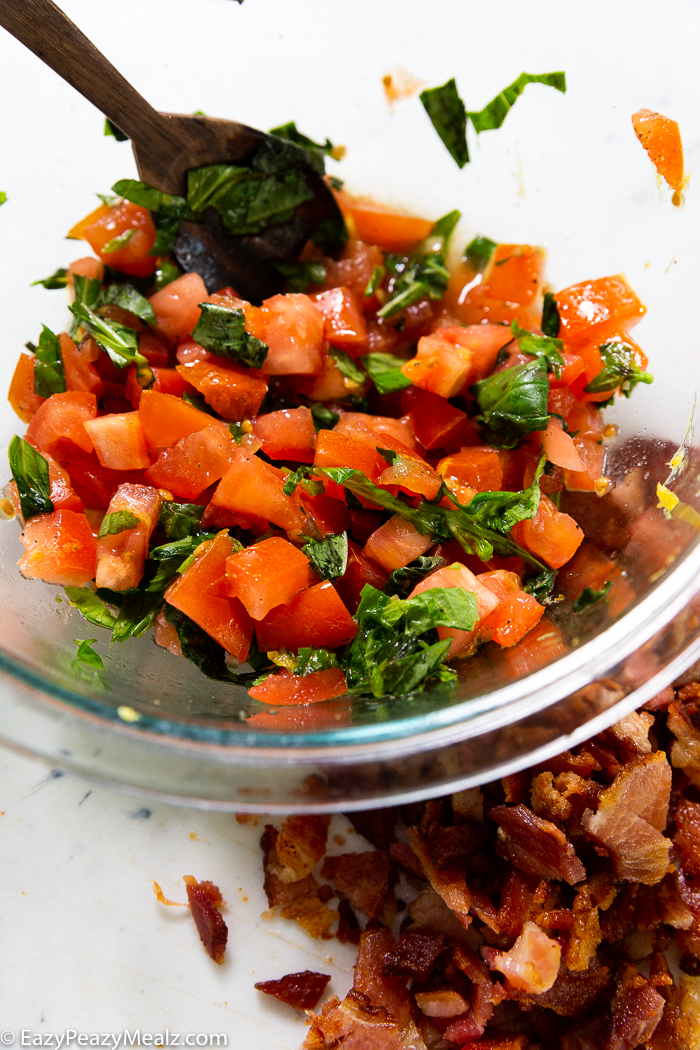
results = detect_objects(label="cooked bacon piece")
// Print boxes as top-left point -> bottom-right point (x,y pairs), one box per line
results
531,770 -> 601,829
489,921 -> 561,994
608,711 -> 654,754
442,1013 -> 486,1043
389,841 -> 425,879
260,825 -> 335,939
275,815 -> 330,884
383,929 -> 445,980
582,752 -> 672,884
647,953 -> 690,1050
509,957 -> 612,1017
489,804 -> 586,885
336,899 -> 361,945
606,963 -> 665,1050
353,927 -> 411,1027
321,850 -> 394,919
183,876 -> 228,965
425,819 -> 488,868
414,988 -> 469,1017
302,989 -> 415,1050
453,945 -> 497,1028
346,808 -> 397,850
543,749 -> 602,777
255,970 -> 331,1010
565,872 -> 617,973
408,889 -> 474,944
671,794 -> 700,880
406,827 -> 472,930
668,700 -> 700,789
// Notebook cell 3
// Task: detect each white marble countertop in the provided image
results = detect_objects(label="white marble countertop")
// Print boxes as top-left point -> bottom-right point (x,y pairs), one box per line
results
0,747 -> 357,1048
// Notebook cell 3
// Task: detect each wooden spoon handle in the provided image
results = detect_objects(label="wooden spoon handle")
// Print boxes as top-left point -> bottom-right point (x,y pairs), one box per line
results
0,0 -> 169,145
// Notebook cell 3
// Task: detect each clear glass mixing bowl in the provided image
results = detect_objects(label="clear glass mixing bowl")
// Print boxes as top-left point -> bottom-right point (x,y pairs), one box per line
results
1,0 -> 699,811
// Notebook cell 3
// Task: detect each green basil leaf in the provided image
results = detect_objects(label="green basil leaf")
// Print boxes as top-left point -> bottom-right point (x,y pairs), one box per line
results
154,259 -> 181,290
573,579 -> 613,613
0,191 -> 6,206
31,324 -> 66,397
269,121 -> 335,157
523,569 -> 558,603
112,590 -> 164,642
98,510 -> 141,539
364,265 -> 385,297
472,358 -> 550,448
464,235 -> 497,272
541,291 -> 561,338
468,72 -> 566,134
102,229 -> 134,254
64,586 -> 118,629
386,555 -> 446,597
8,435 -> 54,520
163,604 -> 256,684
380,586 -> 478,633
294,647 -> 339,676
73,638 -> 105,670
282,466 -> 324,498
427,210 -> 461,251
157,501 -> 205,541
69,302 -> 145,369
360,352 -> 412,394
274,259 -> 327,293
102,283 -> 156,325
309,403 -> 340,432
329,347 -> 365,386
186,162 -> 314,237
302,531 -> 348,581
510,319 -> 564,378
458,455 -> 544,536
31,268 -> 69,290
104,118 -> 128,141
73,273 -> 103,310
112,178 -> 191,257
420,78 -> 469,168
584,341 -> 653,398
377,212 -> 454,319
191,302 -> 268,368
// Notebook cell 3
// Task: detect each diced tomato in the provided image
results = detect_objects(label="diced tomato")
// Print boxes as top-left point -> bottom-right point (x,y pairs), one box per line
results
334,539 -> 389,614
556,541 -> 616,601
478,570 -> 545,647
565,401 -> 603,442
248,667 -> 347,706
153,609 -> 183,656
547,387 -> 577,419
225,536 -> 309,620
315,429 -> 389,485
145,425 -> 236,499
176,358 -> 268,421
334,192 -> 433,253
562,437 -> 605,492
52,444 -> 125,509
60,333 -> 104,399
549,354 -> 586,389
348,508 -> 383,543
67,256 -> 104,283
261,293 -> 325,375
26,391 -> 97,455
323,238 -> 385,303
83,412 -> 150,470
149,272 -> 208,343
402,386 -> 467,451
8,353 -> 44,423
510,495 -> 584,569
607,575 -> 636,618
363,515 -> 433,571
293,351 -> 358,401
165,531 -> 253,661
438,447 -> 504,493
555,276 -> 645,344
378,454 -> 441,500
18,508 -> 97,586
252,407 -> 316,463
409,563 -> 500,658
334,411 -> 418,451
126,367 -> 194,408
8,451 -> 83,521
446,245 -> 545,328
402,335 -> 472,399
68,203 -> 110,241
255,581 -> 357,651
537,418 -> 585,472
296,490 -> 351,538
311,287 -> 368,354
505,618 -> 566,677
632,109 -> 684,193
138,388 -> 217,448
95,483 -> 162,591
82,200 -> 157,278
212,452 -> 306,532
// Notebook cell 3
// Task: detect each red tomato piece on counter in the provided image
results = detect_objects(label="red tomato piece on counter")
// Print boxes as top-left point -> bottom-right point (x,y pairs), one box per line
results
248,667 -> 348,706
165,531 -> 253,661
82,200 -> 157,278
632,108 -> 684,193
26,391 -> 97,455
255,581 -> 358,652
83,412 -> 151,470
18,508 -> 97,587
95,483 -> 162,591
226,536 -> 310,621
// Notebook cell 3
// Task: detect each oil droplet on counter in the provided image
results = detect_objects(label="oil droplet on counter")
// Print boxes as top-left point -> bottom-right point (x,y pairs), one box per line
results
672,189 -> 683,207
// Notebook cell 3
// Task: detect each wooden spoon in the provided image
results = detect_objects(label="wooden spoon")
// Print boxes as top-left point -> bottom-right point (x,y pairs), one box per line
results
0,0 -> 345,301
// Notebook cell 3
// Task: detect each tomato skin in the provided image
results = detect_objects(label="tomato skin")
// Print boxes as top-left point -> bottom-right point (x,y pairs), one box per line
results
68,256 -> 104,285
176,358 -> 268,421
83,200 -> 157,278
165,531 -> 253,661
138,388 -> 217,448
26,391 -> 97,455
402,386 -> 467,451
446,245 -> 545,328
145,425 -> 236,499
334,192 -> 432,253
296,490 -> 350,538
562,437 -> 605,492
510,495 -> 584,569
555,276 -> 645,343
225,536 -> 309,620
311,287 -> 368,355
68,203 -> 111,241
18,508 -> 97,586
632,109 -> 684,192
60,333 -> 104,399
149,273 -> 208,343
212,452 -> 306,532
335,411 -> 418,451
477,571 -> 545,647
537,418 -> 585,472
409,563 -> 500,658
83,412 -> 151,470
248,667 -> 347,705
314,429 -> 390,485
9,353 -> 44,423
438,447 -> 504,493
363,515 -> 433,572
255,581 -> 358,652
334,539 -> 389,614
252,407 -> 316,463
261,293 -> 325,375
95,483 -> 162,591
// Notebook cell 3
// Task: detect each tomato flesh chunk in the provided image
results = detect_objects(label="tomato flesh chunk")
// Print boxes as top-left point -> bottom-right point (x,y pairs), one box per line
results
19,508 -> 97,587
138,388 -> 217,449
226,536 -> 310,621
438,447 -> 504,493
145,425 -> 236,499
83,412 -> 151,470
26,391 -> 97,455
409,563 -> 499,658
261,293 -> 325,375
176,358 -> 268,421
510,495 -> 584,570
402,387 -> 467,451
252,407 -> 316,463
82,200 -> 157,278
149,273 -> 208,343
248,667 -> 348,705
95,483 -> 162,591
555,276 -> 645,343
9,353 -> 45,423
363,515 -> 433,572
212,453 -> 306,532
255,581 -> 358,652
311,287 -> 368,355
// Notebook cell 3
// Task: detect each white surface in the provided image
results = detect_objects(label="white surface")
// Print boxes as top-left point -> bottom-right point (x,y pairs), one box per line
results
1,0 -> 700,1041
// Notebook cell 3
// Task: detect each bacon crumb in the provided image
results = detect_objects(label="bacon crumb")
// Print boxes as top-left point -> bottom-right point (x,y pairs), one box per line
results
183,875 -> 228,964
255,971 -> 331,1010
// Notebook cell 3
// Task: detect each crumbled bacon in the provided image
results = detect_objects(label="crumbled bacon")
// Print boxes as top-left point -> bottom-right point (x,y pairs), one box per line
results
261,825 -> 335,939
489,920 -> 561,994
668,699 -> 700,788
321,850 -> 394,919
255,970 -> 330,1010
607,710 -> 654,754
489,804 -> 586,885
275,815 -> 330,883
383,929 -> 445,980
183,875 -> 228,964
406,828 -> 472,929
606,962 -> 665,1050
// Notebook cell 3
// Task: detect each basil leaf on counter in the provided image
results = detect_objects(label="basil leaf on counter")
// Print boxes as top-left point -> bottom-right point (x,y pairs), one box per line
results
360,352 -> 412,394
302,531 -> 349,581
8,435 -> 54,521
584,341 -> 653,398
192,302 -> 268,368
420,78 -> 469,168
472,358 -> 550,448
31,268 -> 69,290
468,72 -> 566,133
98,510 -> 141,539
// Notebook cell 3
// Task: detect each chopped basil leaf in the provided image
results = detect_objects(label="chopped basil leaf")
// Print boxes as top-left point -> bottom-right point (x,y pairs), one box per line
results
186,162 -> 314,237
102,228 -> 135,254
274,259 -> 327,293
269,121 -> 335,157
149,534 -> 216,564
98,510 -> 141,539
163,605 -> 256,685
468,72 -> 566,134
31,324 -> 65,397
456,455 -> 545,537
464,235 -> 497,272
420,78 -> 469,168
64,587 -> 118,629
428,209 -> 461,250
192,302 -> 268,368
329,347 -> 365,387
8,435 -> 54,520
228,421 -> 247,444
523,569 -> 558,604
73,274 -> 103,311
360,352 -> 412,394
364,265 -> 385,297
584,341 -> 653,398
309,403 -> 340,431
378,212 -> 456,318
386,554 -> 446,597
328,175 -> 344,191
510,319 -> 564,378
294,647 -> 339,676
282,465 -> 324,498
541,291 -> 561,338
31,268 -> 69,290
69,302 -> 145,369
104,118 -> 128,141
573,579 -> 613,613
182,391 -> 217,415
471,358 -> 550,449
112,590 -> 165,642
73,638 -> 105,670
112,179 -> 191,257
102,283 -> 156,325
158,502 -> 205,541
302,531 -> 348,581
0,191 -> 6,206
154,258 -> 181,290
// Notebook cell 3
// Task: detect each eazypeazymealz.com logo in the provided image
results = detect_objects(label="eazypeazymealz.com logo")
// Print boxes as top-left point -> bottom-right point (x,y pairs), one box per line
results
2,1033 -> 227,1048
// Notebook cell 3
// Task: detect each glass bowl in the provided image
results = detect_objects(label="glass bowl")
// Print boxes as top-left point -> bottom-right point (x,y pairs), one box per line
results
1,0 -> 699,812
